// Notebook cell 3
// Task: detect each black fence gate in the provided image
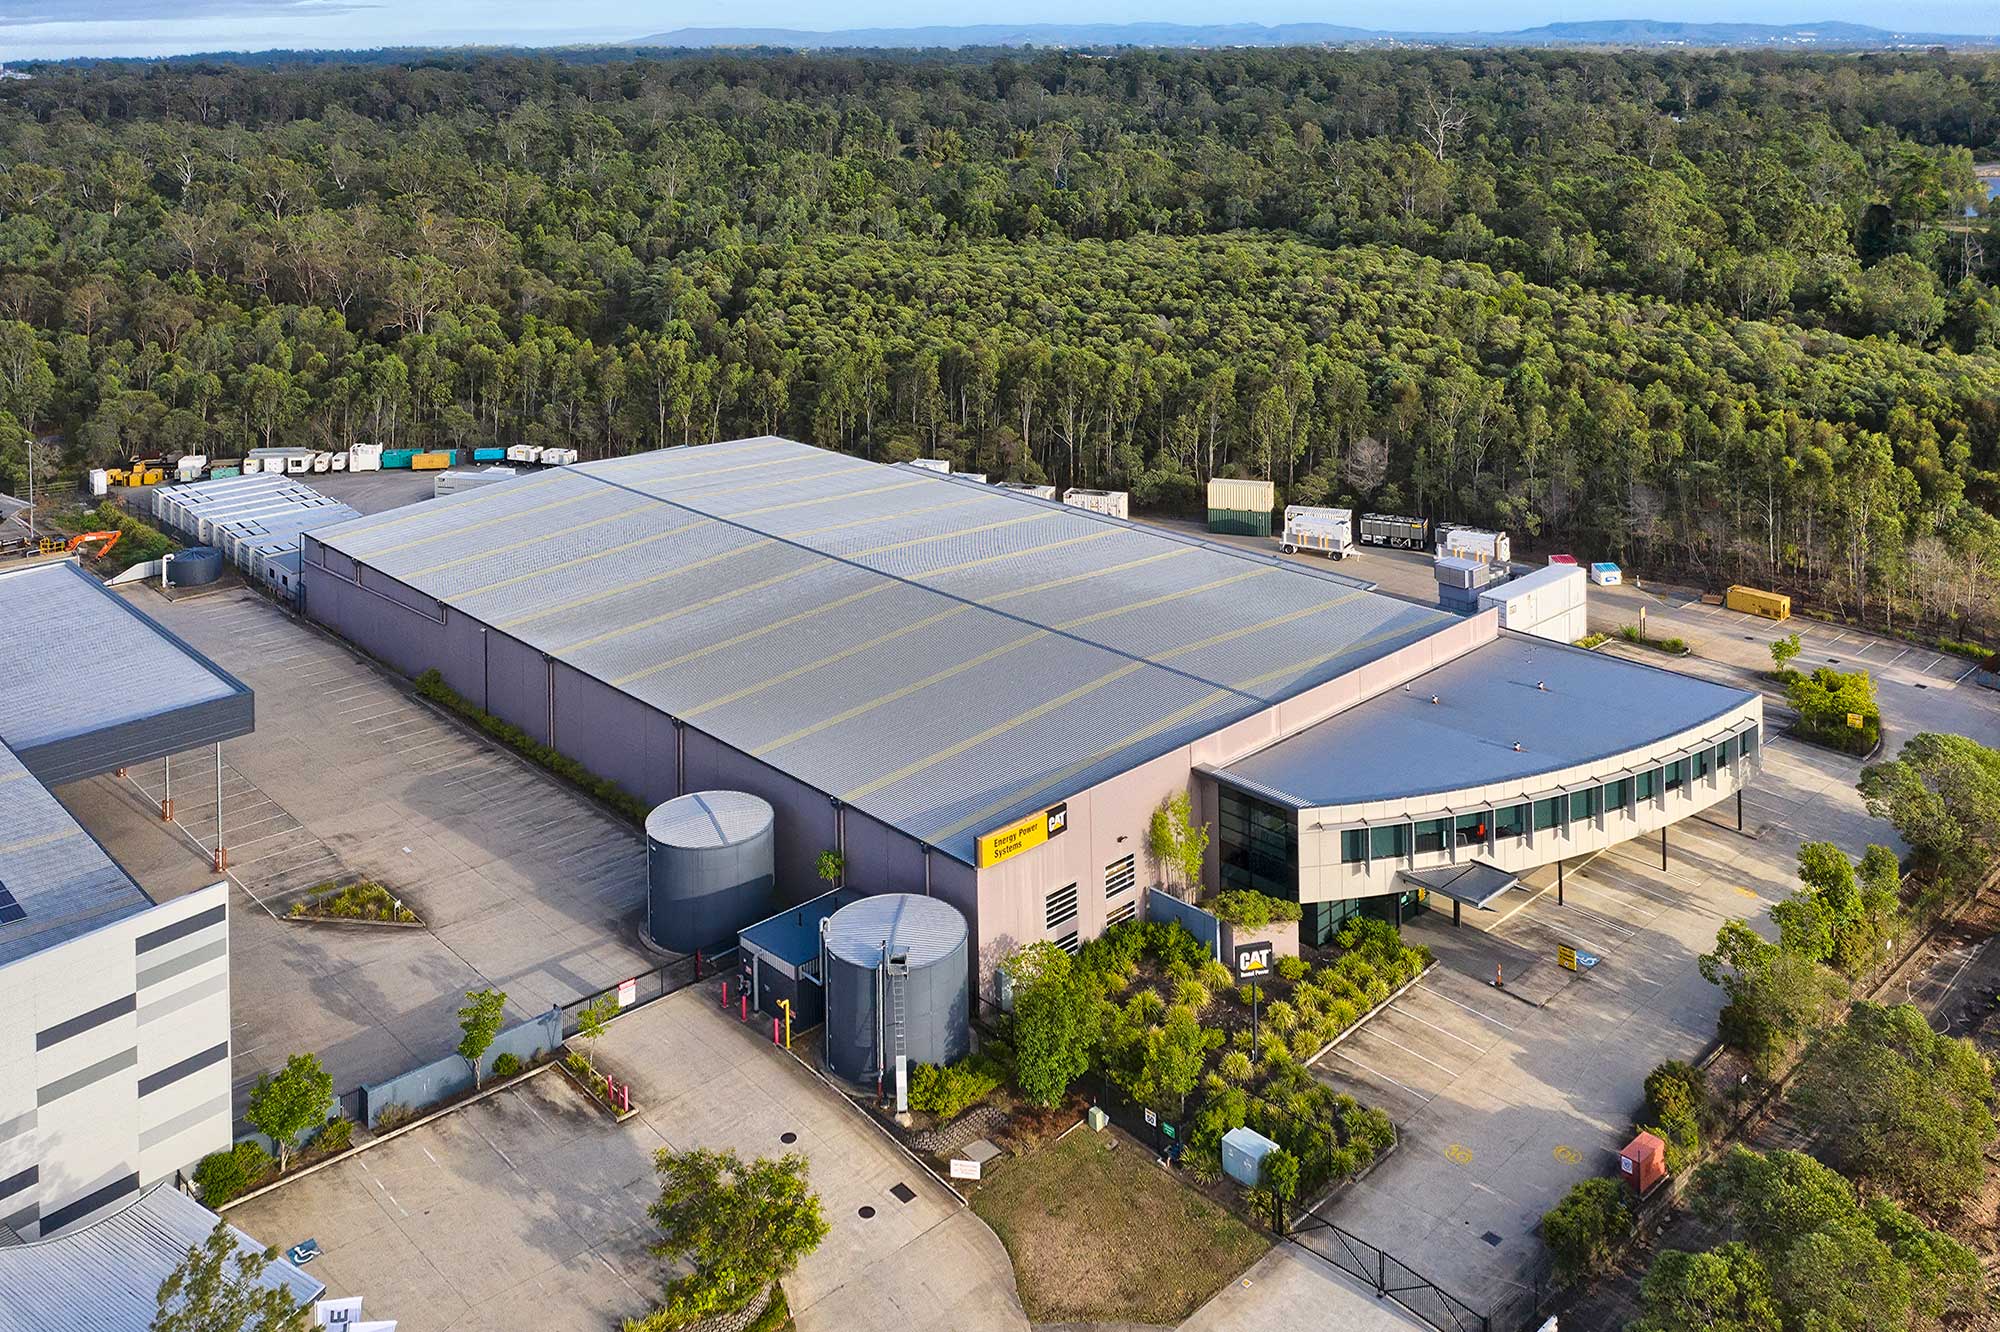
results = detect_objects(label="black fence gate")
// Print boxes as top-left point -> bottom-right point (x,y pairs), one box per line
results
1285,1211 -> 1495,1332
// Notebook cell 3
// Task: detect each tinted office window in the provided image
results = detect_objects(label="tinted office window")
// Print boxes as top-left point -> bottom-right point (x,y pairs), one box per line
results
1714,742 -> 1731,771
1371,824 -> 1411,860
1532,797 -> 1562,831
1219,786 -> 1297,901
1455,812 -> 1487,848
1740,728 -> 1758,759
1570,788 -> 1598,822
1636,768 -> 1658,801
1341,829 -> 1367,864
1665,760 -> 1686,792
1493,804 -> 1528,839
1413,818 -> 1447,854
1603,778 -> 1630,813
1693,748 -> 1710,780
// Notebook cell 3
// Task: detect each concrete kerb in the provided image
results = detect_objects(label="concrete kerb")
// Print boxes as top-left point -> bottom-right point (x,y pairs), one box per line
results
216,1061 -> 556,1214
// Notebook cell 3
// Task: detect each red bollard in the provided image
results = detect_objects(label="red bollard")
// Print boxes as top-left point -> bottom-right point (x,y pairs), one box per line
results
771,1017 -> 780,1045
721,980 -> 730,1008
694,950 -> 703,980
740,993 -> 749,1022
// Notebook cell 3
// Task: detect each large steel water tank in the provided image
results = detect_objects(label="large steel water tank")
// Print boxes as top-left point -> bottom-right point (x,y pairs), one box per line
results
644,791 -> 775,955
164,547 -> 224,587
823,893 -> 969,1084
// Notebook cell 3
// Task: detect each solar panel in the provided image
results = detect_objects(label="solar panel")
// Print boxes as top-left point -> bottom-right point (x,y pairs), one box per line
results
0,882 -> 25,925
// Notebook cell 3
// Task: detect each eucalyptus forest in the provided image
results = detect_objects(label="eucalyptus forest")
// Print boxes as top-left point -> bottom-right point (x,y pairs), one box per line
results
2,50 -> 1999,629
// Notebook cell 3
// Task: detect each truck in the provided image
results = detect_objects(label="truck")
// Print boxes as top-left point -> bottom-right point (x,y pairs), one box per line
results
1358,513 -> 1430,549
1279,505 -> 1354,560
1436,524 -> 1511,564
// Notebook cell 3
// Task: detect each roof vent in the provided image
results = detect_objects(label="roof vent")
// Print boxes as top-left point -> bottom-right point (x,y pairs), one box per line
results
1429,694 -> 1440,705
1536,680 -> 1547,691
1513,742 -> 1523,752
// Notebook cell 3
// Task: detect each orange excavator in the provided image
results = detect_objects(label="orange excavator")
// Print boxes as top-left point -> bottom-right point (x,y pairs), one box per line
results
65,530 -> 122,560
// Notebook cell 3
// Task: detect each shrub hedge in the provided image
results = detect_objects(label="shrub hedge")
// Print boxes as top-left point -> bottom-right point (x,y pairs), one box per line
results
416,669 -> 649,823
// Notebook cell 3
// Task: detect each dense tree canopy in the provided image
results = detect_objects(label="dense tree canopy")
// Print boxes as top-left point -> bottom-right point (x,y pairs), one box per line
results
4,48 -> 2000,627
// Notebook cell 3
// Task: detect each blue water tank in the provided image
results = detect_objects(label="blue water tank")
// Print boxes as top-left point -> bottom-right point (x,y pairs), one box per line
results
165,547 -> 224,587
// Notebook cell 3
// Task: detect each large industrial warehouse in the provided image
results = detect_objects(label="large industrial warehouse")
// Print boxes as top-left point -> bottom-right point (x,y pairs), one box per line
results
301,437 -> 1762,1003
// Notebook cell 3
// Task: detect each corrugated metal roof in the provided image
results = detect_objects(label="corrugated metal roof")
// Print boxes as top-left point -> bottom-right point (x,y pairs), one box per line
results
1219,633 -> 1757,807
310,438 -> 1455,861
0,738 -> 149,967
1478,562 -> 1584,606
0,1183 -> 322,1332
824,893 -> 967,969
0,562 -> 240,750
645,790 -> 774,849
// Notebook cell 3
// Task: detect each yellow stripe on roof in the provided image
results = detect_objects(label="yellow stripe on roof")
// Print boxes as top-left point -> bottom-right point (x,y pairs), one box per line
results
838,657 -> 1148,804
614,582 -> 907,691
755,628 -> 1052,760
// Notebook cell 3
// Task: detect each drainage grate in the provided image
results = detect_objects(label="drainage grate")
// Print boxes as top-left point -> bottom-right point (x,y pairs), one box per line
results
1481,1232 -> 1503,1247
780,1132 -> 798,1144
890,1182 -> 917,1204
1914,683 -> 1929,690
858,1205 -> 876,1219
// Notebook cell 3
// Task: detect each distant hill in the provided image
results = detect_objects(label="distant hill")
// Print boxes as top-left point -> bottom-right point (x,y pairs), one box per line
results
632,19 -> 1998,51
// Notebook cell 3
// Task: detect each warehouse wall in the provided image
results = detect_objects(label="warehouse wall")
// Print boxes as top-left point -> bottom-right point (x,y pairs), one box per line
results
0,884 -> 231,1240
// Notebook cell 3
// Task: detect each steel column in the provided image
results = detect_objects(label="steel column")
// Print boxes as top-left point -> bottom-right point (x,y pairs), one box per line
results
160,754 -> 172,821
212,743 -> 227,871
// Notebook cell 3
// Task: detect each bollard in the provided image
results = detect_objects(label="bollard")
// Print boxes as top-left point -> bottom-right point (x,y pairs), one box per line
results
740,993 -> 749,1022
1494,963 -> 1504,989
772,1017 -> 780,1045
694,950 -> 703,980
721,980 -> 730,1008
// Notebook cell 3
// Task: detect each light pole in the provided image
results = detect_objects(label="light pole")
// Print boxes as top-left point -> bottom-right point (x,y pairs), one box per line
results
23,439 -> 34,541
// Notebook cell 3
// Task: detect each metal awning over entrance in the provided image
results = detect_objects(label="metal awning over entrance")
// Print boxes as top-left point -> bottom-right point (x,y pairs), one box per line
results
1399,861 -> 1520,924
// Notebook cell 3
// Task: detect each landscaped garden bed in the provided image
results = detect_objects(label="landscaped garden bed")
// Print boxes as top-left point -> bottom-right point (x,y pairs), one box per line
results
1616,623 -> 1690,655
286,879 -> 422,925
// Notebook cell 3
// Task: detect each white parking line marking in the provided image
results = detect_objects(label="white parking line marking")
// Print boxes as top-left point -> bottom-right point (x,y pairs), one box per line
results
1326,1048 -> 1431,1103
1422,984 -> 1517,1032
1385,1002 -> 1489,1051
1341,1030 -> 1464,1080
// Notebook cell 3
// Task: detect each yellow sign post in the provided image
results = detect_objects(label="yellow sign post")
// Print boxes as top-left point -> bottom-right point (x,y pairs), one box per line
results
975,802 -> 1069,868
1847,712 -> 1864,730
1558,943 -> 1578,973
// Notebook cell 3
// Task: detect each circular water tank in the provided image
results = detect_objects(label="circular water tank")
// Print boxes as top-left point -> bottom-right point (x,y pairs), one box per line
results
823,893 -> 969,1083
165,547 -> 224,587
644,791 -> 775,955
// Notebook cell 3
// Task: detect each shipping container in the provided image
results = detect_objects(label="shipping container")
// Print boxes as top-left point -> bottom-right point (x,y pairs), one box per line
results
505,444 -> 544,464
993,481 -> 1058,500
1279,505 -> 1354,560
1589,562 -> 1622,586
543,448 -> 578,465
1062,488 -> 1130,520
329,452 -> 347,471
1547,553 -> 1577,566
909,458 -> 951,474
381,449 -> 417,469
1434,555 -> 1486,590
957,471 -> 988,484
412,451 -> 451,470
175,455 -> 208,482
348,444 -> 382,472
1479,564 -> 1586,640
208,467 -> 240,479
310,452 -> 330,472
1726,585 -> 1790,621
1209,476 -> 1277,537
1436,525 -> 1511,564
240,457 -> 262,474
473,447 -> 507,462
286,454 -> 312,474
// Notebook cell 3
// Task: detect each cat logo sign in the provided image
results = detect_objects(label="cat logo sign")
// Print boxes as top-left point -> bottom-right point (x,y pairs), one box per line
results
976,802 -> 1068,867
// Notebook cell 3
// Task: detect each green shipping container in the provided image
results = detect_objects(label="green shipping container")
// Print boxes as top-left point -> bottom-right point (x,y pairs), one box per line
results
382,449 -> 417,469
209,467 -> 240,479
1208,508 -> 1273,538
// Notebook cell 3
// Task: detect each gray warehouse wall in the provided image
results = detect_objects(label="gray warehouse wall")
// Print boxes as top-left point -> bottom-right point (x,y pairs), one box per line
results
683,727 -> 839,903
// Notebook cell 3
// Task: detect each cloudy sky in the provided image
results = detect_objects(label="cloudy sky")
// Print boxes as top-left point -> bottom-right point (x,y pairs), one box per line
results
0,0 -> 1992,60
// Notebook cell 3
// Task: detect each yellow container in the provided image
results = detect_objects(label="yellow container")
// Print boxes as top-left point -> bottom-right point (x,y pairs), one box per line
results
1725,585 -> 1790,621
412,451 -> 450,470
1207,477 -> 1276,513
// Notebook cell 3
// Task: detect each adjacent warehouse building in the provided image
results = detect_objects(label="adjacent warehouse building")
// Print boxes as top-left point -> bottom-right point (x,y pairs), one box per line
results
300,437 -> 1760,1003
0,560 -> 250,1240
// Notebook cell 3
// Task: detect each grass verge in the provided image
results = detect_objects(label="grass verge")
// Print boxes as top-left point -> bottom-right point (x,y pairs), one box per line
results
970,1126 -> 1268,1324
287,879 -> 420,924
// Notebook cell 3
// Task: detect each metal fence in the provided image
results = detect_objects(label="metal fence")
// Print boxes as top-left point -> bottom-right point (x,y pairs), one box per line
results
1285,1212 -> 1494,1332
553,947 -> 735,1037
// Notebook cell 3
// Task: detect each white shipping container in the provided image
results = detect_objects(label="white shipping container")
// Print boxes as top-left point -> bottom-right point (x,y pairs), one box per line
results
241,457 -> 262,474
1062,488 -> 1129,520
993,481 -> 1058,500
1280,505 -> 1354,559
1437,526 -> 1512,563
330,451 -> 348,471
1479,564 -> 1585,630
957,471 -> 988,484
310,452 -> 330,472
910,458 -> 951,474
89,468 -> 109,497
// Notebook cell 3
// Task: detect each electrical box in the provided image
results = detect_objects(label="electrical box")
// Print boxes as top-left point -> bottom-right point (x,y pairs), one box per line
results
1221,1126 -> 1281,1188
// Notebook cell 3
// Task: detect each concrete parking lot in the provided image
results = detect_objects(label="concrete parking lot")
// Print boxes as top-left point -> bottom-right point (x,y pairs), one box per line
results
227,986 -> 1025,1332
57,585 -> 657,1112
1306,727 -> 1896,1314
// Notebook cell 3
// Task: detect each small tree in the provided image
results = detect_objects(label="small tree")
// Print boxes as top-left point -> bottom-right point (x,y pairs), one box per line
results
641,1147 -> 829,1326
152,1220 -> 310,1332
1001,941 -> 1098,1108
1260,1147 -> 1300,1231
457,987 -> 507,1090
814,848 -> 844,890
1542,1177 -> 1633,1286
1769,631 -> 1802,674
1146,791 -> 1209,895
574,993 -> 618,1067
244,1052 -> 334,1173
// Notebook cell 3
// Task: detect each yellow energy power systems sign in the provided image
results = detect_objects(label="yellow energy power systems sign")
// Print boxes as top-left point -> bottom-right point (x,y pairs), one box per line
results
976,803 -> 1068,868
